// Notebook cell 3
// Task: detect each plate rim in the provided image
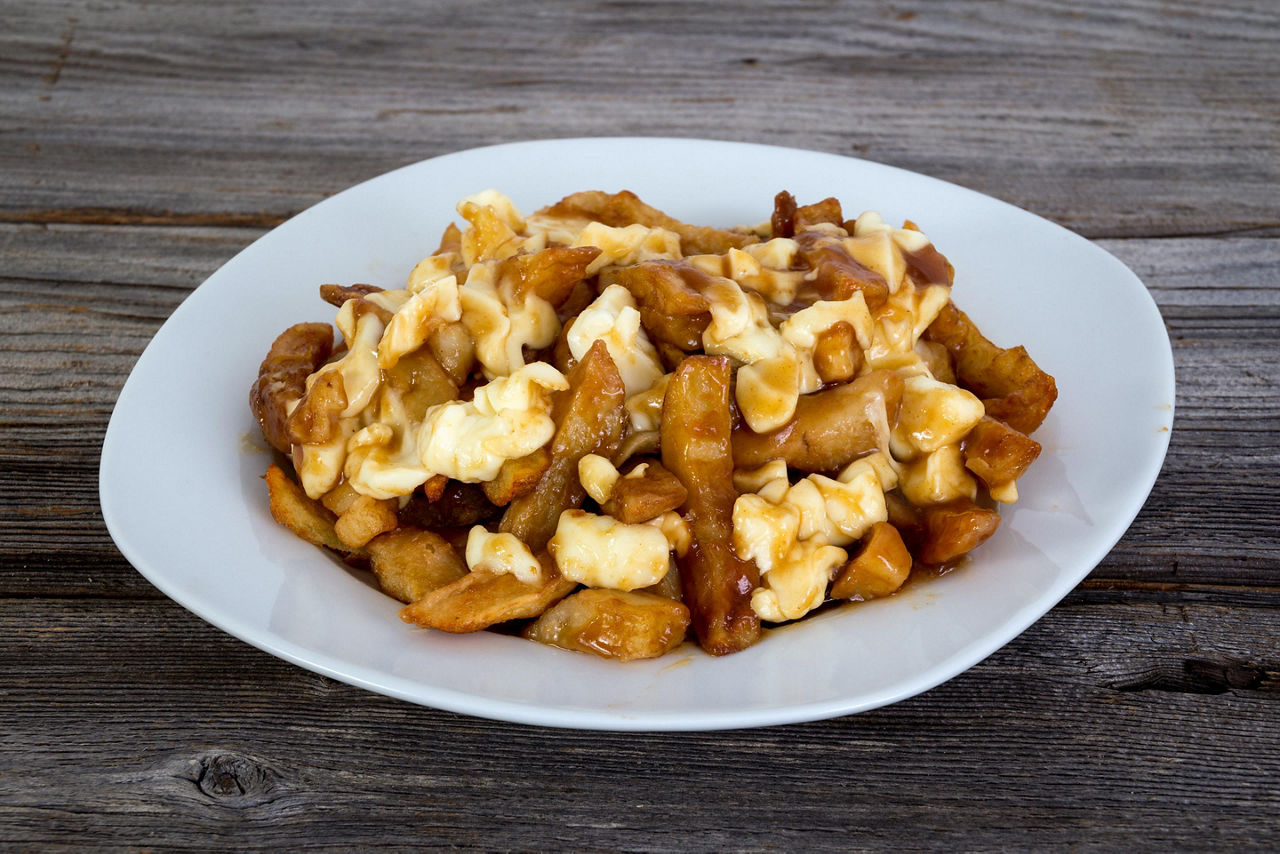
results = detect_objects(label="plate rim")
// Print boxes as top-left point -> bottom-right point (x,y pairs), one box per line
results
99,136 -> 1175,730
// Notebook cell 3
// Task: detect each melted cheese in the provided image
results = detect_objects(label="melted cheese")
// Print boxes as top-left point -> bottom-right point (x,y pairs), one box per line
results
572,222 -> 682,274
566,285 -> 664,397
465,526 -> 545,585
578,453 -> 622,505
732,458 -> 893,623
548,510 -> 672,591
459,261 -> 561,379
417,362 -> 567,483
892,374 -> 986,458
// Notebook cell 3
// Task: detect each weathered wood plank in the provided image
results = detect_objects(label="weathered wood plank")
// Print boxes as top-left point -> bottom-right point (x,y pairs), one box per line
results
0,597 -> 1274,848
0,0 -> 1276,238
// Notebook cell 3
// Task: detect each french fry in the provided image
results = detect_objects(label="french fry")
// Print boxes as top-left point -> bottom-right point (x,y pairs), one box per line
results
383,346 -> 458,420
536,189 -> 759,255
435,221 -> 462,255
770,190 -> 798,238
523,589 -> 690,661
319,282 -> 382,309
334,494 -> 399,549
285,368 -> 347,446
602,260 -> 713,355
962,416 -> 1042,496
732,369 -> 905,472
600,461 -> 688,524
830,522 -> 912,601
426,322 -> 475,387
421,473 -> 448,503
812,320 -> 860,384
249,323 -> 334,454
793,196 -> 844,232
400,567 -> 576,633
497,245 -> 601,307
264,463 -> 347,552
923,301 -> 1057,434
366,527 -> 467,603
917,498 -> 1001,566
500,340 -> 627,551
483,447 -> 552,506
795,231 -> 889,311
398,481 -> 502,530
662,355 -> 761,655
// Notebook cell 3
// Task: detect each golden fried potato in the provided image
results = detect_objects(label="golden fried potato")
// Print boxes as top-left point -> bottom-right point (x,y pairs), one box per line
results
384,346 -> 458,420
264,463 -> 346,552
793,196 -> 844,232
600,461 -> 688,524
812,320 -> 860,384
523,589 -> 690,661
923,301 -> 1057,434
497,245 -> 601,307
500,340 -> 627,551
831,522 -> 912,601
398,481 -> 501,529
334,494 -> 399,549
483,447 -> 551,506
662,355 -> 760,655
436,221 -> 462,255
915,338 -> 956,384
421,473 -> 449,503
426,322 -> 475,387
400,568 -> 576,633
795,231 -> 889,311
917,498 -> 1001,566
366,527 -> 467,603
537,190 -> 759,255
319,282 -> 382,309
732,369 -> 905,472
285,368 -> 347,446
249,323 -> 334,454
770,190 -> 798,238
962,416 -> 1042,494
602,260 -> 714,355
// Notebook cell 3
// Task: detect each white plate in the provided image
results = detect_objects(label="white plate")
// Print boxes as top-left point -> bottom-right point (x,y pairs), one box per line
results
100,138 -> 1174,730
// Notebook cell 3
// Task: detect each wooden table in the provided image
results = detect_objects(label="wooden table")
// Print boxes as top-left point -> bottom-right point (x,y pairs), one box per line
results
3,1 -> 1277,848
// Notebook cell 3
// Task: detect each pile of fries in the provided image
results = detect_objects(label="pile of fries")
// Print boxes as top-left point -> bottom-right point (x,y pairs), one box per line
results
251,189 -> 1056,660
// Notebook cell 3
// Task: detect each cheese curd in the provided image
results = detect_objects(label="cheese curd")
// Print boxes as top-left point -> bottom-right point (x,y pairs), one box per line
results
577,453 -> 622,504
750,539 -> 848,623
565,285 -> 664,397
459,261 -> 561,379
465,527 -> 545,585
572,222 -> 682,275
549,510 -> 672,591
898,444 -> 978,506
417,362 -> 567,483
377,276 -> 461,369
892,374 -> 986,458
733,455 -> 893,622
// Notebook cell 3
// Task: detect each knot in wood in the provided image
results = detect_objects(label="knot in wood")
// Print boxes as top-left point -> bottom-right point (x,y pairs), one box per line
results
195,753 -> 275,800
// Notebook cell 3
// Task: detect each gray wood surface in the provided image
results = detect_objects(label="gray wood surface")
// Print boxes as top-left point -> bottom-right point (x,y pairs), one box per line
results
2,0 -> 1277,849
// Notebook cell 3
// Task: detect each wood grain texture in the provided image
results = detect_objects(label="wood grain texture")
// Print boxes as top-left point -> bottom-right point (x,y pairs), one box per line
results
1,1 -> 1277,237
2,0 -> 1278,848
0,598 -> 1276,850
